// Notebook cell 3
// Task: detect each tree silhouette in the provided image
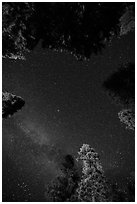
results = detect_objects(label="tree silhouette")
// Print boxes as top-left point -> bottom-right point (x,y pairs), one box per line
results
103,63 -> 135,130
76,144 -> 109,202
103,63 -> 135,107
2,2 -> 34,59
3,2 -> 131,60
2,92 -> 25,119
45,154 -> 80,202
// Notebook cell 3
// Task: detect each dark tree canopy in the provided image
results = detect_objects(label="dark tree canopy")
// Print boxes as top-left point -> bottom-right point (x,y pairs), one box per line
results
45,154 -> 80,202
61,154 -> 75,170
103,62 -> 135,107
2,92 -> 25,119
2,2 -> 34,59
103,62 -> 135,131
3,2 -> 133,60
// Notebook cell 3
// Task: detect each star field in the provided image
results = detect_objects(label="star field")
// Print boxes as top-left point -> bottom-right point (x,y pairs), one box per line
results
2,31 -> 134,201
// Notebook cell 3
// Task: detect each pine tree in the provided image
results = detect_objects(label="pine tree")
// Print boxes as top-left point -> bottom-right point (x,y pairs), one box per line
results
45,154 -> 80,201
76,144 -> 109,202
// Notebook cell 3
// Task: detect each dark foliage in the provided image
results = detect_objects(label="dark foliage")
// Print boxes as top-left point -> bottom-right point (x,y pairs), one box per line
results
103,62 -> 135,107
2,92 -> 25,118
30,2 -> 126,60
61,154 -> 75,170
103,63 -> 135,130
3,2 -> 131,60
45,154 -> 80,202
2,2 -> 34,59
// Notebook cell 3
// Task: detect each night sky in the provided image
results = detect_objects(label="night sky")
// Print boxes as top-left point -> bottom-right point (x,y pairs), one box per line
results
3,31 -> 134,201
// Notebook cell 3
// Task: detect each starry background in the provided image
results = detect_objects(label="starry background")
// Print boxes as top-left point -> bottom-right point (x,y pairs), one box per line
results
2,31 -> 134,201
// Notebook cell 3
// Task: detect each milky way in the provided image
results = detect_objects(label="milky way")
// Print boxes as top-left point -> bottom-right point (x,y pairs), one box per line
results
3,31 -> 135,201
